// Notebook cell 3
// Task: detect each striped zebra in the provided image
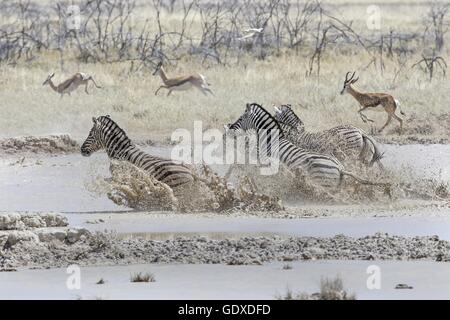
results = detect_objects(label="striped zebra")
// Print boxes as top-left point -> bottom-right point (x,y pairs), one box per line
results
273,104 -> 383,167
81,115 -> 195,189
226,103 -> 381,188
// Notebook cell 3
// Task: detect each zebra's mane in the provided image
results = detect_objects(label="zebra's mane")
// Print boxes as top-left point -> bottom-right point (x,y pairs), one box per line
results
247,102 -> 284,135
97,115 -> 133,147
279,104 -> 303,127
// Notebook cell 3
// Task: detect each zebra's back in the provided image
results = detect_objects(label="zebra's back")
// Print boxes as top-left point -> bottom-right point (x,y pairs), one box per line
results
282,124 -> 367,161
126,148 -> 195,189
278,139 -> 343,187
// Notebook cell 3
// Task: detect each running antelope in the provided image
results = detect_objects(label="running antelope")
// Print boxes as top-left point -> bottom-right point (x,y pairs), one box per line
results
43,72 -> 102,98
340,72 -> 405,134
152,62 -> 213,96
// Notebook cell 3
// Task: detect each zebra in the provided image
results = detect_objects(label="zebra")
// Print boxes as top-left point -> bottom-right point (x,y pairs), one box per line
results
273,104 -> 384,168
225,103 -> 382,188
81,115 -> 195,189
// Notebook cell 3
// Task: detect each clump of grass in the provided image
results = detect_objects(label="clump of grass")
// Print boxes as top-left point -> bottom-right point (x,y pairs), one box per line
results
96,278 -> 105,285
435,182 -> 450,199
276,276 -> 356,300
282,263 -> 293,270
130,272 -> 156,283
319,276 -> 356,300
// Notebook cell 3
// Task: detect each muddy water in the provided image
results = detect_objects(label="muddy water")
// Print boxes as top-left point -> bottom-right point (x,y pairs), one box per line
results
0,144 -> 449,213
2,261 -> 450,299
65,212 -> 450,241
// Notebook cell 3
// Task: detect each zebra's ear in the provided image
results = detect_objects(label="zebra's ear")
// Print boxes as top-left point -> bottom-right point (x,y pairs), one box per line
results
106,115 -> 110,118
245,103 -> 251,111
92,117 -> 99,125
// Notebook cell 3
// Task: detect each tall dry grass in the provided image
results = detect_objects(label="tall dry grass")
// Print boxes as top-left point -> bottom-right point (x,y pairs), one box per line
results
0,0 -> 449,142
1,52 -> 449,142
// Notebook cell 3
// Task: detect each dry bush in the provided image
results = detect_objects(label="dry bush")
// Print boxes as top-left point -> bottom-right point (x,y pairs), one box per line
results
130,272 -> 155,283
277,275 -> 356,300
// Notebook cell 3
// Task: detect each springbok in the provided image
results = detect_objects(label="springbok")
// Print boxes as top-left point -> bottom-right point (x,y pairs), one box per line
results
152,62 -> 213,96
340,71 -> 405,134
43,72 -> 102,98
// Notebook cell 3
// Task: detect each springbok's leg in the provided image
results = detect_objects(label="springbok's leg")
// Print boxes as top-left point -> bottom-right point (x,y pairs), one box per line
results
392,113 -> 403,134
203,87 -> 214,96
379,114 -> 392,133
167,90 -> 172,96
85,83 -> 89,94
154,86 -> 165,95
358,107 -> 374,123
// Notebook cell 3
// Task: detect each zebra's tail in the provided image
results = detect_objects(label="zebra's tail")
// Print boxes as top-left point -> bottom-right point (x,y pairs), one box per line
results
362,133 -> 384,168
340,170 -> 389,187
394,99 -> 405,116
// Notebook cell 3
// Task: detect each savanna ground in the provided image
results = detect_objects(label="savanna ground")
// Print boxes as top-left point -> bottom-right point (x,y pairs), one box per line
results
1,0 -> 450,300
0,0 -> 449,142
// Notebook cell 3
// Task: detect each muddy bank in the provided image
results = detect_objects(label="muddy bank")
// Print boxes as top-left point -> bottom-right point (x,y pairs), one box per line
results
2,213 -> 450,269
0,213 -> 68,230
377,135 -> 450,145
0,135 -> 79,154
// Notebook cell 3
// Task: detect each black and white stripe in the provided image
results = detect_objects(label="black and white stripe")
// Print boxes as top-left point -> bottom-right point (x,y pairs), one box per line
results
81,116 -> 194,189
227,103 -> 363,188
274,104 -> 383,167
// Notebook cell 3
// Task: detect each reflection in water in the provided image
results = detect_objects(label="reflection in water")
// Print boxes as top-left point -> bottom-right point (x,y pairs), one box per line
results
118,231 -> 284,241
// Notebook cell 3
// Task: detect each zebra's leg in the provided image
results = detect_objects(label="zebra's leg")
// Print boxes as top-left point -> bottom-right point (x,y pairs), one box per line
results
376,159 -> 385,171
358,136 -> 371,165
167,90 -> 172,96
224,164 -> 234,180
379,114 -> 392,133
85,83 -> 89,94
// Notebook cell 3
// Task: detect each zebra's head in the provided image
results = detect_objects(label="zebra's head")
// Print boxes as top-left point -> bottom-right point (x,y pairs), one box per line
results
224,103 -> 255,136
273,104 -> 304,128
226,103 -> 283,138
81,116 -> 106,157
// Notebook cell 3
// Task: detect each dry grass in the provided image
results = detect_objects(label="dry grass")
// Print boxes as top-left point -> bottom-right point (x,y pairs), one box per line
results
0,0 -> 449,144
282,263 -> 293,270
1,52 -> 449,143
277,275 -> 356,300
130,272 -> 156,283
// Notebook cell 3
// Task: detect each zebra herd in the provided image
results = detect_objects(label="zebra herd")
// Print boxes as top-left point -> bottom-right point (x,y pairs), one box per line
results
81,102 -> 386,196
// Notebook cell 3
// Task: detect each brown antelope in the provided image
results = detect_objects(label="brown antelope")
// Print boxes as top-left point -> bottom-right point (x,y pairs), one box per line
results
43,72 -> 102,98
340,71 -> 405,134
152,62 -> 213,96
